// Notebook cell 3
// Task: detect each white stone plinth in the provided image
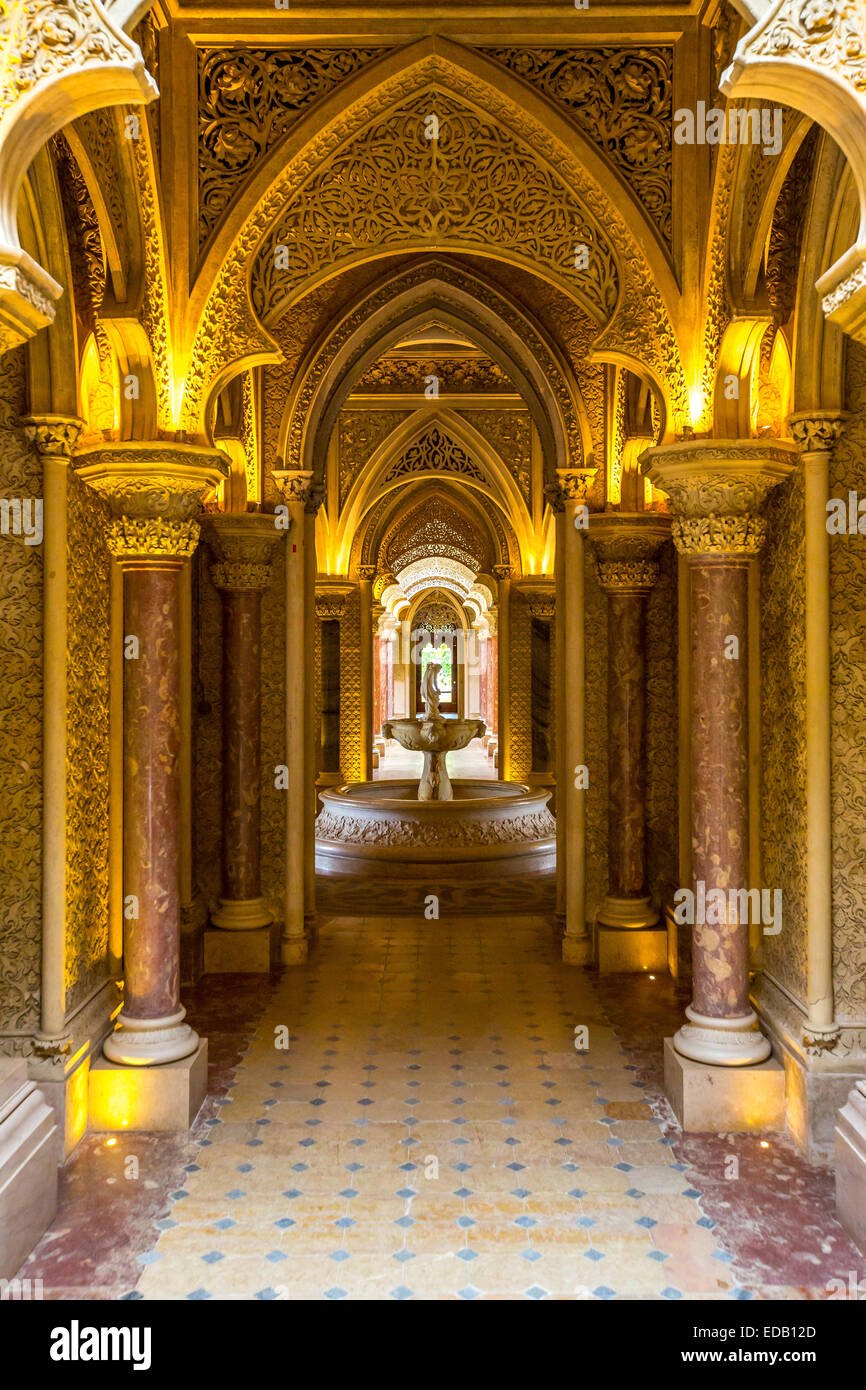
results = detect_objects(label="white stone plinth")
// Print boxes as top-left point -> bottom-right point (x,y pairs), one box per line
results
664,1037 -> 785,1132
0,1061 -> 58,1279
598,925 -> 668,973
835,1081 -> 866,1254
89,1041 -> 208,1133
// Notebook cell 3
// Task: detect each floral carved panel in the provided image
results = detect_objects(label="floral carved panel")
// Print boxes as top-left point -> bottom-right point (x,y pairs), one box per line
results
0,350 -> 42,1047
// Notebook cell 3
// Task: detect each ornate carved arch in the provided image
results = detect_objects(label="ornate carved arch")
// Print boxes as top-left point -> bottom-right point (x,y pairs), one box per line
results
180,38 -> 688,433
276,259 -> 591,494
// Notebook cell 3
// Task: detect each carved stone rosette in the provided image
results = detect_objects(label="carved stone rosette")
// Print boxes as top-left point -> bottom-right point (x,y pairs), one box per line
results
642,441 -> 796,1064
73,444 -> 225,1066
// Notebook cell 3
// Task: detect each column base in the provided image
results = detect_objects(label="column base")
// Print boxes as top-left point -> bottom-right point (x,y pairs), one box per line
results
0,1061 -> 58,1280
835,1081 -> 866,1253
562,934 -> 591,965
89,1041 -> 208,1133
204,922 -> 277,973
664,1037 -> 785,1132
598,924 -> 668,974
304,912 -> 320,941
673,1005 -> 772,1066
597,894 -> 659,930
281,936 -> 309,965
102,1007 -> 199,1067
210,896 -> 273,930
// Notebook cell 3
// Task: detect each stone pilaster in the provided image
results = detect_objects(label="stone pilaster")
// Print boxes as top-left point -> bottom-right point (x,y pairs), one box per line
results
591,513 -> 670,971
204,513 -> 280,932
644,440 -> 795,1071
76,443 -> 226,1067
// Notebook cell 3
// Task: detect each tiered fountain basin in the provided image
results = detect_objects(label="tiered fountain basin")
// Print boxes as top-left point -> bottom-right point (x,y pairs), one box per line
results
315,777 -> 556,881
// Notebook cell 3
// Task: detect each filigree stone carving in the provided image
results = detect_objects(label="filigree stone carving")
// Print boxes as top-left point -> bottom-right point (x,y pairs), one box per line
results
643,441 -> 796,555
384,490 -> 487,576
338,411 -> 409,505
486,46 -> 673,246
106,516 -> 200,559
597,558 -> 660,591
459,409 -> 531,504
315,806 -> 556,848
315,580 -> 354,621
203,511 -> 280,590
743,0 -> 866,93
355,354 -> 512,394
22,414 -> 84,457
250,90 -> 618,326
197,46 -> 383,248
384,426 -> 485,486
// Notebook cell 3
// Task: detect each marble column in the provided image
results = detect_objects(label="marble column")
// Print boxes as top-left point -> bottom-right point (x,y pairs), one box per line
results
492,565 -> 512,779
645,440 -> 795,1067
205,514 -> 279,931
591,515 -> 670,969
554,469 -> 596,964
76,443 -> 226,1066
358,565 -> 376,779
273,471 -> 314,964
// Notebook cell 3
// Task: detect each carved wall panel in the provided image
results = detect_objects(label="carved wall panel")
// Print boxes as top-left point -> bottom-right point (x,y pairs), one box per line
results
0,350 -> 42,1048
197,47 -> 384,249
645,539 -> 678,910
459,409 -> 531,507
338,410 -> 410,506
384,425 -> 486,487
760,468 -> 808,1006
384,488 -> 487,575
509,595 -> 532,783
340,586 -> 362,783
260,540 -> 286,916
251,91 -> 619,326
766,126 -> 818,326
353,354 -> 512,394
584,548 -> 608,924
484,46 -> 673,248
64,469 -> 110,1016
194,553 -> 223,912
829,341 -> 866,1026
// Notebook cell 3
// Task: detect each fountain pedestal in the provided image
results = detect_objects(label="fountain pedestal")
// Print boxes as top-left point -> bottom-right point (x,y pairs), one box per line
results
382,715 -> 485,800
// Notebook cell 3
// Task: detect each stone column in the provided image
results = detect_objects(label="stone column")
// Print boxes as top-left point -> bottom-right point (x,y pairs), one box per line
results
492,565 -> 512,779
204,514 -> 279,931
358,564 -> 376,780
789,412 -> 847,1049
591,514 -> 670,972
645,440 -> 795,1075
273,471 -> 314,964
21,417 -> 83,1052
76,443 -> 226,1067
554,469 -> 596,964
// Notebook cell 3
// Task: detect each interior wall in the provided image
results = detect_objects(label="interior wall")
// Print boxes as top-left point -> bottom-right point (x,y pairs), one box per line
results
64,469 -> 111,1014
261,542 -> 286,918
760,467 -> 808,1008
829,339 -> 866,1049
0,347 -> 43,1052
340,585 -> 362,783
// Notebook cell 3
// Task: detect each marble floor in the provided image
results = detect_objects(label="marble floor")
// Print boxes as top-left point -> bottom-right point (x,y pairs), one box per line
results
19,915 -> 859,1300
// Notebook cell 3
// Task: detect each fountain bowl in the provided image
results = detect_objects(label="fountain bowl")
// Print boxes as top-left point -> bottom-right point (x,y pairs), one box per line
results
315,778 -> 556,880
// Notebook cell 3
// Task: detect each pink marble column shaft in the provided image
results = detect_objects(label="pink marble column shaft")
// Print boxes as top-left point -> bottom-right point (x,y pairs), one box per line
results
121,560 -> 185,1024
221,588 -> 263,903
606,590 -> 649,900
689,559 -> 751,1019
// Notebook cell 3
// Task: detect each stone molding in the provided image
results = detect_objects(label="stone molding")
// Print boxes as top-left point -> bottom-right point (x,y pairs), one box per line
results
315,806 -> 556,848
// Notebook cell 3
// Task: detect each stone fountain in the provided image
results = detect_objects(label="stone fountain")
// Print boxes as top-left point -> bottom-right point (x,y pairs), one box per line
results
315,660 -> 555,882
382,661 -> 484,801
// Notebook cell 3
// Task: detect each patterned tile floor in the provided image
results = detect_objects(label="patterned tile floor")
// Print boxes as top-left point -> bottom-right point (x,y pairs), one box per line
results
20,915 -> 861,1300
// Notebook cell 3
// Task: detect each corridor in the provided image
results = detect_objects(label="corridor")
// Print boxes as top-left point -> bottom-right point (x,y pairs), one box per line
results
20,918 -> 857,1301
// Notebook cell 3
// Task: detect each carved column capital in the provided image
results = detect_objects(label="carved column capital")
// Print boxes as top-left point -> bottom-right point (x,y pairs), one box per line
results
357,564 -> 377,584
549,467 -> 597,513
203,512 -> 281,592
21,413 -> 84,459
74,441 -> 227,562
590,513 -> 671,592
788,410 -> 849,455
272,468 -> 324,514
492,563 -> 513,583
513,577 -> 556,619
315,579 -> 355,621
641,438 -> 797,558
